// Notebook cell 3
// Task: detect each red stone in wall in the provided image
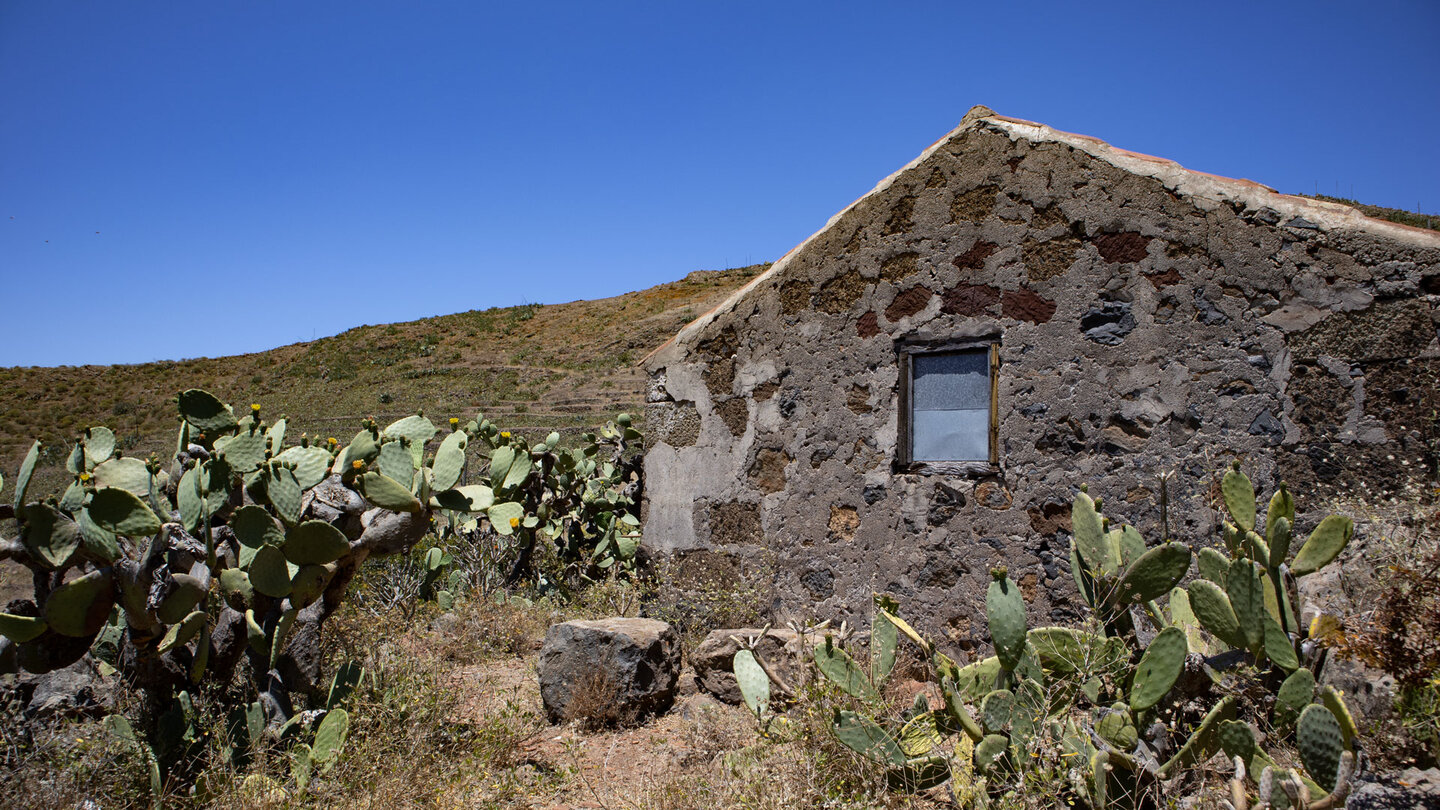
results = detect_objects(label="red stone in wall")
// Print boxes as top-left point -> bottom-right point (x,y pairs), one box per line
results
885,286 -> 934,321
1093,231 -> 1152,263
940,283 -> 1001,316
1001,288 -> 1057,324
857,310 -> 880,338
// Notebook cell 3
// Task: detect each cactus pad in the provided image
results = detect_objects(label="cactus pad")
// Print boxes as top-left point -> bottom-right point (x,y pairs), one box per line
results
82,426 -> 116,470
158,610 -> 207,653
327,661 -> 364,710
20,503 -> 82,570
1196,547 -> 1230,586
275,446 -> 332,490
1187,579 -> 1243,648
1072,490 -> 1118,575
92,457 -> 152,497
1222,466 -> 1256,530
290,563 -> 337,609
949,656 -> 1001,704
1268,516 -> 1292,569
733,649 -> 770,716
485,501 -> 524,536
357,471 -> 423,514
974,733 -> 1009,773
1115,542 -> 1192,605
814,639 -> 879,702
1130,626 -> 1187,712
376,440 -> 415,486
44,568 -> 115,637
1265,485 -> 1295,546
833,709 -> 905,766
156,574 -> 207,624
216,427 -> 266,473
1297,703 -> 1345,792
282,520 -> 351,566
431,431 -> 468,491
1226,559 -> 1266,652
249,545 -> 294,598
1291,515 -> 1353,576
1273,667 -> 1315,731
312,708 -> 349,768
383,415 -> 437,465
178,389 -> 237,434
1027,626 -> 1087,673
1117,524 -> 1147,568
89,487 -> 163,538
1321,686 -> 1358,746
1263,615 -> 1299,671
231,505 -> 283,567
898,712 -> 942,757
13,440 -> 40,511
1096,707 -> 1137,749
431,484 -> 495,512
938,677 -> 984,742
0,612 -> 48,643
980,689 -> 1016,735
220,569 -> 254,611
266,465 -> 304,525
986,571 -> 1028,671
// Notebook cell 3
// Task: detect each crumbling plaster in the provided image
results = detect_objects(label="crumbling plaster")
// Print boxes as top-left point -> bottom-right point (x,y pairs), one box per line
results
642,107 -> 1440,652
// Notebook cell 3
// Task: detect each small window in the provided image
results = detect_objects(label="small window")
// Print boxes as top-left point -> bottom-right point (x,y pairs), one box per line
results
898,342 -> 999,473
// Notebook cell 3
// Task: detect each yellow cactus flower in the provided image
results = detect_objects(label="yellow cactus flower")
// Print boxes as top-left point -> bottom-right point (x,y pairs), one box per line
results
509,516 -> 520,529
501,431 -> 511,438
449,417 -> 459,426
327,437 -> 338,445
352,460 -> 364,469
251,403 -> 261,412
79,472 -> 92,483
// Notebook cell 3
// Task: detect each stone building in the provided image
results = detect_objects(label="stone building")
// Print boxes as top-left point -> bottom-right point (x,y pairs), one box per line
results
641,106 -> 1440,646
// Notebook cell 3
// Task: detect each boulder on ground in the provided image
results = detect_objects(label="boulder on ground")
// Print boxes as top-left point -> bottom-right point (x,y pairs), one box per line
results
538,618 -> 679,725
21,658 -> 108,719
692,627 -> 804,705
1348,767 -> 1440,810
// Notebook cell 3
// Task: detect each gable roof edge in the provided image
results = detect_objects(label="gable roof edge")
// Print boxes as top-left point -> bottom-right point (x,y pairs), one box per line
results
985,113 -> 1440,247
643,107 -> 1440,372
642,107 -> 997,371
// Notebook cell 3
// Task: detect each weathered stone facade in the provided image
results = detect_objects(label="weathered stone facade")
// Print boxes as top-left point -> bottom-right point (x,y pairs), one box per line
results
641,107 -> 1440,649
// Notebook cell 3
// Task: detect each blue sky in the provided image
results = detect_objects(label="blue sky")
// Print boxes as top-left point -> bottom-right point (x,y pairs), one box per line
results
3,2 -> 1437,367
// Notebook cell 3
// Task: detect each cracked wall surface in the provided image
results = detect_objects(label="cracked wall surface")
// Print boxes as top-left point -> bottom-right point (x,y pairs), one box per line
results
641,109 -> 1440,652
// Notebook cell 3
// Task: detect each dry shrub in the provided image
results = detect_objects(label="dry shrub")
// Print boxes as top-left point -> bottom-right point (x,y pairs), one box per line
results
1346,545 -> 1440,687
560,667 -> 628,730
1312,490 -> 1440,768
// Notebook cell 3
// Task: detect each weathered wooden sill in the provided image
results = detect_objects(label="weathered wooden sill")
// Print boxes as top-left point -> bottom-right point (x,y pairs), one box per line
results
894,460 -> 999,477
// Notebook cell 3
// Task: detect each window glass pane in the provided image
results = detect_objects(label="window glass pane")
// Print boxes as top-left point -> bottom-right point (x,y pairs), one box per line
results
912,408 -> 989,461
913,351 -> 989,411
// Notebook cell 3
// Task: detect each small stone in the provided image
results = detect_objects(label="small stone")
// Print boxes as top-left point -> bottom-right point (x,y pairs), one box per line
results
1080,301 -> 1136,345
1247,410 -> 1284,442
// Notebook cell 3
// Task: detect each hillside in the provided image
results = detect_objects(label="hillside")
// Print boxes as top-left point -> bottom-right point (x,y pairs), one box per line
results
0,264 -> 765,494
1295,193 -> 1439,232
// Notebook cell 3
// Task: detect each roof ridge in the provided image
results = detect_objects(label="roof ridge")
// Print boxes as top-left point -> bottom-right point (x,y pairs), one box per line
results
642,107 -> 1438,369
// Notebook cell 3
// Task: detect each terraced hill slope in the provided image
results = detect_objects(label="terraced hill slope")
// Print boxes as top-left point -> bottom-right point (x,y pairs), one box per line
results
0,265 -> 765,495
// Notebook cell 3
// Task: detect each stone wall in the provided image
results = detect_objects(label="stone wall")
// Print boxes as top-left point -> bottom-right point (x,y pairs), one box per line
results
642,110 -> 1440,652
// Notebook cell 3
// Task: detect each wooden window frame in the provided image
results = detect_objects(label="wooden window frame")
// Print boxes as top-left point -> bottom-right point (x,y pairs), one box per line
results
895,336 -> 1000,476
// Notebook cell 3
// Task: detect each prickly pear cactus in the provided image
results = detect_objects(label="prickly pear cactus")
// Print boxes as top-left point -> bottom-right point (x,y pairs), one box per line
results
0,390 -> 643,798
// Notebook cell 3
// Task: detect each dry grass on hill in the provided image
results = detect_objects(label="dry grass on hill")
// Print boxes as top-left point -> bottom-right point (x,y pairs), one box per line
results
0,265 -> 765,497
